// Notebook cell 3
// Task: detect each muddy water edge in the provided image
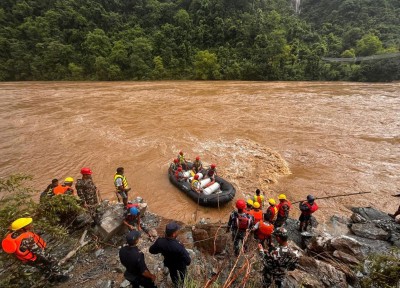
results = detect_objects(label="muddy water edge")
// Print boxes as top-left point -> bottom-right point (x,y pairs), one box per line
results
0,81 -> 399,224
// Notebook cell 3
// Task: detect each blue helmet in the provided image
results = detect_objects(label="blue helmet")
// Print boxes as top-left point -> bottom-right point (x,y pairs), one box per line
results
129,207 -> 139,216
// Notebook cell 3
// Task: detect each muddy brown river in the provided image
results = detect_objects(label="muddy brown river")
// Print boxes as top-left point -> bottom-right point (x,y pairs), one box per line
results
0,81 -> 399,224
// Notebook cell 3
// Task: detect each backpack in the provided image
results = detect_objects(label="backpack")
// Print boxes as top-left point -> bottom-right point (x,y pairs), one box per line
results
236,214 -> 249,230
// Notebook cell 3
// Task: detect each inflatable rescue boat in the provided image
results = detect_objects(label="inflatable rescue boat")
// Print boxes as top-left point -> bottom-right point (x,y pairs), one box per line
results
168,163 -> 236,207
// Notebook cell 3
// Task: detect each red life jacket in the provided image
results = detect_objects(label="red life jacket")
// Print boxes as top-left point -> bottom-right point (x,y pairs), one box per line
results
267,205 -> 278,222
277,200 -> 292,217
252,209 -> 263,224
2,232 -> 46,262
126,203 -> 139,210
236,214 -> 250,231
301,201 -> 319,216
53,185 -> 69,195
256,221 -> 274,240
175,170 -> 180,180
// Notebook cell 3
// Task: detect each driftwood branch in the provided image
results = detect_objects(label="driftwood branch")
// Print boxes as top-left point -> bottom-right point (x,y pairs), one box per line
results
59,230 -> 89,266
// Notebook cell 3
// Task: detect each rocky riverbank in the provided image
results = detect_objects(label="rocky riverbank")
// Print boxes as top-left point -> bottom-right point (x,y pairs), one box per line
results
54,200 -> 399,288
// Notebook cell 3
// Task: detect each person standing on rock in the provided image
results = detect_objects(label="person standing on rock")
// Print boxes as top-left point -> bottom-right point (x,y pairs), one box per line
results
114,167 -> 132,206
1,218 -> 69,283
275,194 -> 291,227
149,222 -> 191,287
76,167 -> 100,220
254,189 -> 265,208
259,227 -> 298,288
119,231 -> 157,288
265,198 -> 278,223
227,199 -> 253,256
298,195 -> 319,232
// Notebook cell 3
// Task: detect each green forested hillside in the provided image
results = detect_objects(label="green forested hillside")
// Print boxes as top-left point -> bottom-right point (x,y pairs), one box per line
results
0,0 -> 399,81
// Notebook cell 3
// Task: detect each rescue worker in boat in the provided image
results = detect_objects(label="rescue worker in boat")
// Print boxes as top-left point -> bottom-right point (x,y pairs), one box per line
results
205,164 -> 217,182
192,156 -> 203,173
275,194 -> 291,227
299,195 -> 319,232
254,188 -> 265,208
76,167 -> 100,220
191,174 -> 202,194
170,158 -> 180,172
227,199 -> 253,256
115,167 -> 132,207
119,231 -> 157,288
177,151 -> 188,170
40,178 -> 59,201
259,227 -> 298,288
124,206 -> 142,231
1,218 -> 69,282
265,198 -> 278,224
52,177 -> 74,196
252,214 -> 274,248
252,202 -> 263,225
175,167 -> 187,182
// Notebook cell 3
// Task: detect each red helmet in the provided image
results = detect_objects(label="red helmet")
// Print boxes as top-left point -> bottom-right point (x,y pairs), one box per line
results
179,151 -> 183,155
174,159 -> 179,163
196,156 -> 200,161
236,199 -> 246,210
211,164 -> 216,168
80,167 -> 92,175
177,167 -> 182,171
194,174 -> 199,180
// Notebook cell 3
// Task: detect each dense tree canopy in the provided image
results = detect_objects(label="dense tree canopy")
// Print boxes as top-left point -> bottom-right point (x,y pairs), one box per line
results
0,0 -> 399,81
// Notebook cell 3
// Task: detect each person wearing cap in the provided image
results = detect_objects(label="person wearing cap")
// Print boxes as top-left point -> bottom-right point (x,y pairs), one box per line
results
265,198 -> 278,223
253,189 -> 265,208
275,194 -> 292,227
298,195 -> 319,232
259,227 -> 298,288
76,167 -> 100,219
40,178 -> 59,201
114,167 -> 132,206
192,156 -> 203,173
149,222 -> 191,287
119,231 -> 157,288
123,206 -> 142,231
1,218 -> 68,282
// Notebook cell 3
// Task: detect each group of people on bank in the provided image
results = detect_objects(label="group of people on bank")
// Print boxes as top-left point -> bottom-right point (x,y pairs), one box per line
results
2,160 -> 320,288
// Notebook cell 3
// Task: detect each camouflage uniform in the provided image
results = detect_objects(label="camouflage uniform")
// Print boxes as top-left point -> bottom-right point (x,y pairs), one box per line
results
227,211 -> 252,256
15,231 -> 62,279
76,177 -> 99,219
260,245 -> 298,288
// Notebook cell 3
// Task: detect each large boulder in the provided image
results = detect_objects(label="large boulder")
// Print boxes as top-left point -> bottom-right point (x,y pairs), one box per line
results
192,223 -> 229,255
96,203 -> 125,241
351,207 -> 392,222
351,223 -> 389,240
332,250 -> 360,266
329,236 -> 363,260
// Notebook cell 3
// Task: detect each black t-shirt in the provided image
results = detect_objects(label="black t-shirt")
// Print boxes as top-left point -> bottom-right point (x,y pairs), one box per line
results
119,246 -> 148,276
149,237 -> 191,269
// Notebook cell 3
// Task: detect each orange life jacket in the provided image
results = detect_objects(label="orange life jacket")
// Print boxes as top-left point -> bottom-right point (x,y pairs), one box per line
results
2,232 -> 46,262
254,195 -> 264,208
53,185 -> 69,195
277,200 -> 292,217
255,221 -> 274,240
252,209 -> 263,224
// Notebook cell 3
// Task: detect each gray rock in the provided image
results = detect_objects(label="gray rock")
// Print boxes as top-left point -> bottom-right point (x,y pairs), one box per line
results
96,203 -> 125,241
120,279 -> 130,288
332,250 -> 360,265
98,280 -> 113,288
329,235 -> 363,259
186,249 -> 196,260
95,249 -> 105,258
351,223 -> 389,240
350,213 -> 367,223
351,207 -> 392,222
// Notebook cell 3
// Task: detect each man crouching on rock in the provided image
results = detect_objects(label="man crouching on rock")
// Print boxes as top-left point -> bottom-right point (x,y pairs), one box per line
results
119,231 -> 157,288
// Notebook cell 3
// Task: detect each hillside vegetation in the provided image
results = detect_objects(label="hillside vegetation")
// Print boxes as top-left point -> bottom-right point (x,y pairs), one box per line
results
0,0 -> 399,81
